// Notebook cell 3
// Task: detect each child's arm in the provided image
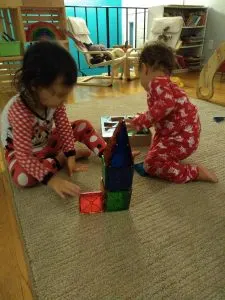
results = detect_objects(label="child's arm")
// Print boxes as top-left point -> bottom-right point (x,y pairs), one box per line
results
147,79 -> 175,122
53,105 -> 76,158
131,79 -> 175,130
54,105 -> 86,177
130,111 -> 153,132
9,105 -> 57,184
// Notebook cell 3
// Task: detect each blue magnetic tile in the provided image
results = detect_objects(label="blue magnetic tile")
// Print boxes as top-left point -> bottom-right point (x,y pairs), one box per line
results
104,166 -> 134,191
110,122 -> 133,168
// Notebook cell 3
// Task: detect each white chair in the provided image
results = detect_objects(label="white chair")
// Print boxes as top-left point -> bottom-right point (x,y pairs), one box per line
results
67,17 -> 126,87
124,16 -> 183,80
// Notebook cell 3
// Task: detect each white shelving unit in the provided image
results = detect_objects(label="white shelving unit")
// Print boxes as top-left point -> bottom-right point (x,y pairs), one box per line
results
147,5 -> 208,72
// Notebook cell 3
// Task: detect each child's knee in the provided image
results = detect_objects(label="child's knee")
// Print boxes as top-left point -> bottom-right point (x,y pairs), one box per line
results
71,120 -> 93,133
9,157 -> 57,187
11,170 -> 38,187
5,155 -> 37,187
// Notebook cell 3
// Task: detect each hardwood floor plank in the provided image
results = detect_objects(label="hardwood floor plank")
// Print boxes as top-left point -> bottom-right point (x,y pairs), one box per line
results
0,172 -> 33,300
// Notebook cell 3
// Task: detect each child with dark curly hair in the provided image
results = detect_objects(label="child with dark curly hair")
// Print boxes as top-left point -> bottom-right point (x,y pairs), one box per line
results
1,41 -> 107,198
127,42 -> 217,183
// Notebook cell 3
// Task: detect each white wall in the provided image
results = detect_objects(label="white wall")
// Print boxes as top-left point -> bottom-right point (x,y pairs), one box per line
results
122,0 -> 183,47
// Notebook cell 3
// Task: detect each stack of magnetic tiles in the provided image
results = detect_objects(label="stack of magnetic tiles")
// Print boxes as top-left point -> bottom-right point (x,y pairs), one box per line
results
79,120 -> 134,214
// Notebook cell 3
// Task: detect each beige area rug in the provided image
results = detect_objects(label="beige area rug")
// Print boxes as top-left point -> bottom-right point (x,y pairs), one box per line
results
11,94 -> 225,300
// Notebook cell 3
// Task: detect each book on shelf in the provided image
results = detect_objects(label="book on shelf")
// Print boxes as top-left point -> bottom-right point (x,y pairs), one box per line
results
194,16 -> 201,26
200,14 -> 206,26
186,15 -> 199,26
184,11 -> 206,26
164,8 -> 207,27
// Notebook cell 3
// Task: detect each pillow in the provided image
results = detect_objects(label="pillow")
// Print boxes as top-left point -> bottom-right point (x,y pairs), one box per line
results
151,17 -> 183,34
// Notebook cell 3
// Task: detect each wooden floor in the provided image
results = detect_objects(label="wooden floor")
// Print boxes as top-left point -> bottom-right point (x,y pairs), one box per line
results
0,71 -> 225,300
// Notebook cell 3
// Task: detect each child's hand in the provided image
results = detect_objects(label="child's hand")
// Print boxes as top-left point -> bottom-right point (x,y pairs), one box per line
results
67,156 -> 88,177
47,175 -> 80,199
125,118 -> 137,133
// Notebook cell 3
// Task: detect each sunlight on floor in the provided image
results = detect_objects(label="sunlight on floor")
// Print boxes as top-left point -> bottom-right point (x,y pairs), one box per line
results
0,148 -> 5,172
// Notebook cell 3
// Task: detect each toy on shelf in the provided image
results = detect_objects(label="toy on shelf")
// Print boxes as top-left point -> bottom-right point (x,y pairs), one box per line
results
101,116 -> 151,147
79,120 -> 134,214
26,21 -> 65,42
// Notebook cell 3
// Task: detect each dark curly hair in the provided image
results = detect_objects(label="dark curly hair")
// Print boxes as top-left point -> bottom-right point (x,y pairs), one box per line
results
14,41 -> 77,93
139,42 -> 176,75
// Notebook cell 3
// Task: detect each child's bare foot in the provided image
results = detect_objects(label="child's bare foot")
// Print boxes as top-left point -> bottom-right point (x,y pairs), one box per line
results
75,149 -> 91,160
132,150 -> 141,160
197,164 -> 218,183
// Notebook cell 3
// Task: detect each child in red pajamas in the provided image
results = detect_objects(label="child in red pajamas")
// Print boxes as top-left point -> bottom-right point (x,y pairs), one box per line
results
127,42 -> 217,183
1,42 -> 107,198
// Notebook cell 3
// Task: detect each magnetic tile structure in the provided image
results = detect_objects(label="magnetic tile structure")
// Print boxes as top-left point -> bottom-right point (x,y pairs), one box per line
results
79,120 -> 134,214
